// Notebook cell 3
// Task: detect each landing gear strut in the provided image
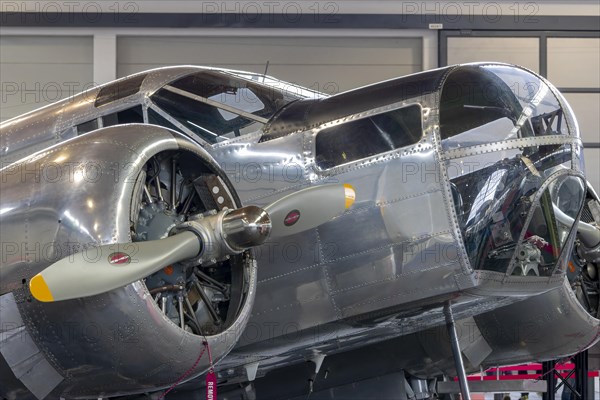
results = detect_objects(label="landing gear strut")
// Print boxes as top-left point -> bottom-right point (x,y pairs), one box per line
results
444,302 -> 471,400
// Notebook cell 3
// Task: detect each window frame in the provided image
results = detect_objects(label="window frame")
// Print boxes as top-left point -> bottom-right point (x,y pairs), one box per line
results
312,102 -> 424,172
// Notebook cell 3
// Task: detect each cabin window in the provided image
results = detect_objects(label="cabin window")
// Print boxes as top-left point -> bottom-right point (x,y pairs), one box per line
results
315,104 -> 422,170
76,118 -> 99,135
147,108 -> 184,134
102,106 -> 144,127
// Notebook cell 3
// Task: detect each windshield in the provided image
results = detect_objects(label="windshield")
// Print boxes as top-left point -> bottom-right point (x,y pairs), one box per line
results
150,71 -> 303,144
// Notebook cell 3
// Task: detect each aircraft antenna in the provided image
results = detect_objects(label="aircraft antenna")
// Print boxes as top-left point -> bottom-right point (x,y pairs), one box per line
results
262,60 -> 270,82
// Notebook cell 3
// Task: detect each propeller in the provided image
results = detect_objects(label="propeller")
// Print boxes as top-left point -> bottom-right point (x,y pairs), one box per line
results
30,184 -> 355,302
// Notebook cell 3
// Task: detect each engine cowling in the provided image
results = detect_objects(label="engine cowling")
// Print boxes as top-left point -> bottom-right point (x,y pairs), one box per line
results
0,125 -> 255,398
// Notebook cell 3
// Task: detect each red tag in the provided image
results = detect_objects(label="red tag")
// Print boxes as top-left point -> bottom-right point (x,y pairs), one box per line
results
206,371 -> 217,400
284,209 -> 301,226
107,252 -> 131,265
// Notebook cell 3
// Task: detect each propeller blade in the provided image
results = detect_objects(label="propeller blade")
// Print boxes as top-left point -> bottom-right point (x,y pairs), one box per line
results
264,184 -> 355,238
29,231 -> 200,303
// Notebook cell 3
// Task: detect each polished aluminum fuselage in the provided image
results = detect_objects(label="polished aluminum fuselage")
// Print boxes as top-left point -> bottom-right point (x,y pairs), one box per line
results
1,64 -> 597,398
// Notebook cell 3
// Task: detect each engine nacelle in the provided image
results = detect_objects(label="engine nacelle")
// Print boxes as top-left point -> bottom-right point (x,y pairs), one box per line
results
0,125 -> 256,398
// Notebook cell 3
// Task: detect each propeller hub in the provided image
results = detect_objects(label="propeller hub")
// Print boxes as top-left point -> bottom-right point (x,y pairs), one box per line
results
173,206 -> 272,265
221,206 -> 271,251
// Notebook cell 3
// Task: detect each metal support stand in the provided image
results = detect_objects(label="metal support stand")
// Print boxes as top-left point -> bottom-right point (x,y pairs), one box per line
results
542,361 -> 556,400
574,350 -> 589,400
543,351 -> 589,400
444,302 -> 471,400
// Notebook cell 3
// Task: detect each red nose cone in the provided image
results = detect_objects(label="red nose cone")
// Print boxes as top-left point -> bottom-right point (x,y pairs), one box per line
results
284,210 -> 301,226
108,252 -> 131,265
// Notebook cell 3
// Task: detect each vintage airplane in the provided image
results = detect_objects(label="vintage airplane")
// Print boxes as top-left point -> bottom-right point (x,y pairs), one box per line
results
1,62 -> 600,400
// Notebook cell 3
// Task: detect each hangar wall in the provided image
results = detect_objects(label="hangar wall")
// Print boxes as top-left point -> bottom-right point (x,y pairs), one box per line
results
116,36 -> 423,92
0,0 -> 598,189
0,36 -> 93,121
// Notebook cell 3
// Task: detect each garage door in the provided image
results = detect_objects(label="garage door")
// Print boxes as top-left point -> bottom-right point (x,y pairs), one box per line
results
0,36 -> 93,122
117,36 -> 423,94
446,36 -> 540,73
547,37 -> 600,191
442,32 -> 600,192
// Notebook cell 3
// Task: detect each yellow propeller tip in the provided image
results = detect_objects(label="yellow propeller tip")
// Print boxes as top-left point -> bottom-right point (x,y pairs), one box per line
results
29,274 -> 54,302
343,184 -> 356,209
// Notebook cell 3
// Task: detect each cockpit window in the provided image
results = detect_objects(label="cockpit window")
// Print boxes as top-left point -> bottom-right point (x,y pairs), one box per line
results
151,86 -> 264,143
147,108 -> 183,134
209,88 -> 265,120
440,65 -> 570,150
76,118 -> 99,135
510,175 -> 585,277
315,104 -> 422,170
450,143 -> 585,276
103,106 -> 144,127
150,71 -> 302,144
